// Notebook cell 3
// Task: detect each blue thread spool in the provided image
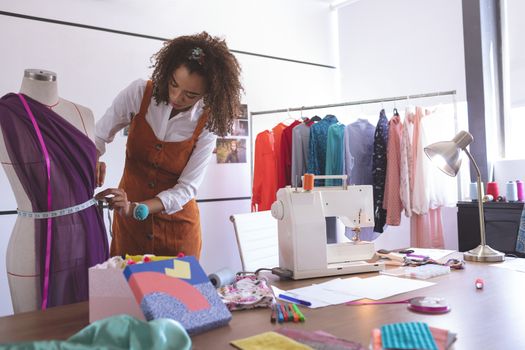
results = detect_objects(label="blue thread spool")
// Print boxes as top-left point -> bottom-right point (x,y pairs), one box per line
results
506,181 -> 518,202
470,182 -> 483,201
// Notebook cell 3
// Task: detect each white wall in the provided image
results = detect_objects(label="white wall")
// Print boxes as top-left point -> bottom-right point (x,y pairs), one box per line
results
336,0 -> 467,251
0,0 -> 338,316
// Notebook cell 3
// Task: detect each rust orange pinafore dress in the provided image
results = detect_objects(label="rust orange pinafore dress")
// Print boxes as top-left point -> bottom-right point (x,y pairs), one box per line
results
111,80 -> 208,259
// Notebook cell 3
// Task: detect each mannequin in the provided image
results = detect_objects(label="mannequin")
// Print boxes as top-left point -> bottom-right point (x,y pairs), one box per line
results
0,69 -> 105,313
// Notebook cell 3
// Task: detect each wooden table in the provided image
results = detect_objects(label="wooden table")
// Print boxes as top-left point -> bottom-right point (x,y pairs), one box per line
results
1,257 -> 524,349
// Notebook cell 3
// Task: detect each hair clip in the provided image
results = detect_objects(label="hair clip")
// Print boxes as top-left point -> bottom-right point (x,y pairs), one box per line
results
188,47 -> 205,65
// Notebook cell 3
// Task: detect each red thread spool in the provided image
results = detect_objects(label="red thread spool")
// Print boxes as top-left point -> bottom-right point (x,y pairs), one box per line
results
486,182 -> 499,200
303,173 -> 314,191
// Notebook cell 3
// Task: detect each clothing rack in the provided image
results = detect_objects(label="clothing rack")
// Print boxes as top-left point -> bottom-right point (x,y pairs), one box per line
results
248,89 -> 457,189
250,90 -> 456,116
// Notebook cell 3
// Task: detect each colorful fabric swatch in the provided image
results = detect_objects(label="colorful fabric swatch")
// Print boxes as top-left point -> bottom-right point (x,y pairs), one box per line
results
380,322 -> 437,350
123,256 -> 231,335
230,331 -> 313,350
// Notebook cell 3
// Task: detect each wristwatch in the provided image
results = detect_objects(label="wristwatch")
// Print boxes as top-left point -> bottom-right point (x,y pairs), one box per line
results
132,202 -> 149,221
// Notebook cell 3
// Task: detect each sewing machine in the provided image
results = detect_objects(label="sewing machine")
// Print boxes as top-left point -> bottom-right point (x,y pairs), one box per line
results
271,175 -> 384,279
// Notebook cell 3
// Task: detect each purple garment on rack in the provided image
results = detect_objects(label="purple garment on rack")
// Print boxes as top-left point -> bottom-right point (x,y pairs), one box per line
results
0,93 -> 109,308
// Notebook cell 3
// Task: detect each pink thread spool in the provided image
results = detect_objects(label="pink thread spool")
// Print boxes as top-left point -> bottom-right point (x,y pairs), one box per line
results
486,182 -> 499,201
517,180 -> 524,202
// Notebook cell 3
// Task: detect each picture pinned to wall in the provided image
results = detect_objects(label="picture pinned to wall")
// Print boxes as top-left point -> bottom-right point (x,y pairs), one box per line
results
231,119 -> 248,136
239,104 -> 248,119
215,138 -> 247,164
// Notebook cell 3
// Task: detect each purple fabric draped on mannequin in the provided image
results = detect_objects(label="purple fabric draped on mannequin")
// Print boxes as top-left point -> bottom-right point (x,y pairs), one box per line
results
0,93 -> 109,308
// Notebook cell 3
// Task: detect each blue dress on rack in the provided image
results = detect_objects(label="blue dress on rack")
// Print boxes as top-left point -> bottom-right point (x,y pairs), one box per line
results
307,115 -> 339,186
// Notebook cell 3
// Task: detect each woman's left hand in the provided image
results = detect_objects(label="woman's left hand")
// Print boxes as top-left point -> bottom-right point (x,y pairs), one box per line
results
95,188 -> 132,216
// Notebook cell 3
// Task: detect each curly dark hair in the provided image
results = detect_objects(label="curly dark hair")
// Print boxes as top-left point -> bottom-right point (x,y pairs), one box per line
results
150,32 -> 243,137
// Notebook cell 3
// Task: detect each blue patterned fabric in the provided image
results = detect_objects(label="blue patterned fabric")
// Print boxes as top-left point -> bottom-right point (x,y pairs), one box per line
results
516,206 -> 525,254
325,123 -> 345,186
381,322 -> 437,350
307,115 -> 339,186
373,110 -> 389,233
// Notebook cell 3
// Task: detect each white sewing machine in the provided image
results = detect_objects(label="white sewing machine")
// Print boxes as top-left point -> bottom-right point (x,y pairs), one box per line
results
271,175 -> 384,279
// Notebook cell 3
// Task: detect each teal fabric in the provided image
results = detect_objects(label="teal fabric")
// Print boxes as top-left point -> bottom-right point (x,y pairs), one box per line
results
307,114 -> 339,186
380,322 -> 437,350
0,315 -> 191,350
325,123 -> 345,186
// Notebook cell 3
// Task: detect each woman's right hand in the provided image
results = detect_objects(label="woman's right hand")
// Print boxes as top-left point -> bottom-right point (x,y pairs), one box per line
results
96,160 -> 106,187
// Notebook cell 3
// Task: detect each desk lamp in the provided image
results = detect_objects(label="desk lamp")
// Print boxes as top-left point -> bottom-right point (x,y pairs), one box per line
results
424,130 -> 504,262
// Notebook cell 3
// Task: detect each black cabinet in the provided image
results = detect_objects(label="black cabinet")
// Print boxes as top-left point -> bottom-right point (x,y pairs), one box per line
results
457,201 -> 524,256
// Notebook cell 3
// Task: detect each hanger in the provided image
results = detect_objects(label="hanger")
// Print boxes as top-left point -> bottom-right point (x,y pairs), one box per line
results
393,108 -> 400,117
282,108 -> 296,125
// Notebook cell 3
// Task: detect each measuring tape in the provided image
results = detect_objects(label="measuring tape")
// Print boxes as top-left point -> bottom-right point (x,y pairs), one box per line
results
17,198 -> 98,219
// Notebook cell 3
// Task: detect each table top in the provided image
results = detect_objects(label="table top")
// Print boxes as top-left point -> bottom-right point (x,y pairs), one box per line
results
1,256 -> 524,349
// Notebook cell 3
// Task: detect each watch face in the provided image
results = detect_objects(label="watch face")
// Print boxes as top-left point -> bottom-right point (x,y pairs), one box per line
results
408,296 -> 450,314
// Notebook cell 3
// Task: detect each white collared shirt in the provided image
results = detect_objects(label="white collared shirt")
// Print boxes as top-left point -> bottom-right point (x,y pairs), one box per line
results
95,79 -> 217,214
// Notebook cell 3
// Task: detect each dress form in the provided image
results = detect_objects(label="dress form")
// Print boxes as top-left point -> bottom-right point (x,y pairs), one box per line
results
1,69 -> 95,313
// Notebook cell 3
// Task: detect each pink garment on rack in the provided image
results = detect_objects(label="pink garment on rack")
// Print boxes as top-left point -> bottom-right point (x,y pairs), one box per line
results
409,107 -> 444,248
383,115 -> 403,226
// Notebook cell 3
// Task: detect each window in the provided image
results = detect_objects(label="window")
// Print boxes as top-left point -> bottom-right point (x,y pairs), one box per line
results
502,0 -> 525,159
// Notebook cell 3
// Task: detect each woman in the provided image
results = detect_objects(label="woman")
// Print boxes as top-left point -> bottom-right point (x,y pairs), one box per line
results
95,32 -> 243,259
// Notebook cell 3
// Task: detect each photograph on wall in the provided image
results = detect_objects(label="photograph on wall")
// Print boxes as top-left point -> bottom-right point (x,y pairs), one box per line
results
231,119 -> 248,136
215,138 -> 247,164
239,104 -> 248,119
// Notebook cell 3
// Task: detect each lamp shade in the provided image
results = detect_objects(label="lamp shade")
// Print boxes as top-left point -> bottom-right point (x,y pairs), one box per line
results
424,130 -> 474,177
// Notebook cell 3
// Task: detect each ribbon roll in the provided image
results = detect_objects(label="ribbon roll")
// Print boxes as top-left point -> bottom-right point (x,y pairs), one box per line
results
208,267 -> 236,288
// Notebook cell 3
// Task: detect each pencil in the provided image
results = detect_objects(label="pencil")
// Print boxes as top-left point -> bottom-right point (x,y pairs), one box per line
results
292,303 -> 305,322
279,303 -> 288,323
276,303 -> 285,323
270,304 -> 276,323
288,304 -> 299,323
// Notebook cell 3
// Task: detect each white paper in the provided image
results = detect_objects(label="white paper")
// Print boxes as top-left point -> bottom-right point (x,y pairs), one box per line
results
271,284 -> 360,308
408,248 -> 456,261
321,275 -> 435,300
490,258 -> 525,272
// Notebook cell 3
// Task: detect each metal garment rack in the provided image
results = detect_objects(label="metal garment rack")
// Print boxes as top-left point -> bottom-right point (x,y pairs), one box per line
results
248,89 -> 457,176
250,90 -> 456,116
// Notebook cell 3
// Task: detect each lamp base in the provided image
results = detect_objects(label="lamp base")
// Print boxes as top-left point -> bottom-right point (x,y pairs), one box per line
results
463,244 -> 505,262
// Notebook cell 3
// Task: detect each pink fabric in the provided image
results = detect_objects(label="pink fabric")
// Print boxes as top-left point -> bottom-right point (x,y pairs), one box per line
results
409,107 -> 444,248
411,208 -> 445,248
383,115 -> 403,226
17,94 -> 53,310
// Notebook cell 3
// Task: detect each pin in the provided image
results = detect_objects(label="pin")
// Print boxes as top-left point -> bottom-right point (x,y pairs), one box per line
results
475,278 -> 484,289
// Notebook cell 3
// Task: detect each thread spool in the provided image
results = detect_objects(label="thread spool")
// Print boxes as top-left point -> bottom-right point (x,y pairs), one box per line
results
517,180 -> 524,201
469,182 -> 484,201
208,267 -> 236,288
486,182 -> 499,200
506,181 -> 518,202
303,173 -> 314,191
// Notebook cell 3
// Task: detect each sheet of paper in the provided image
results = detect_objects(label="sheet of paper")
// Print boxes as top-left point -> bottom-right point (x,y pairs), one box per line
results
490,258 -> 525,272
271,284 -> 361,308
408,248 -> 456,261
322,275 -> 435,300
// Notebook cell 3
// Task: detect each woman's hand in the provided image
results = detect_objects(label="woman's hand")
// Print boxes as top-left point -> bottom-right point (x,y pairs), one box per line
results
96,160 -> 106,187
95,188 -> 132,217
